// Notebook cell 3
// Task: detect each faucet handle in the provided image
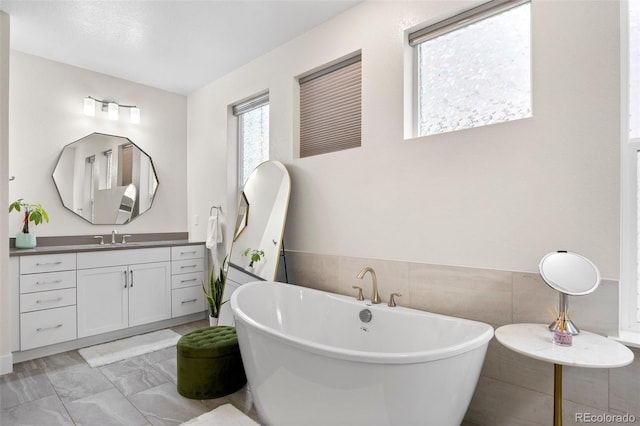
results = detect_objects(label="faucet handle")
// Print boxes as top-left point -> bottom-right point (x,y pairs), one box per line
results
93,236 -> 104,245
121,234 -> 132,244
351,286 -> 365,301
388,293 -> 402,307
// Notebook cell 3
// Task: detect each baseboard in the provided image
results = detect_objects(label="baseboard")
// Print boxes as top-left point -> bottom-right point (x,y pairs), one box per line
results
0,352 -> 13,375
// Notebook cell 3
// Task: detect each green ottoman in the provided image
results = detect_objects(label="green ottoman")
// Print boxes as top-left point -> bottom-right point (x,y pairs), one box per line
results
176,326 -> 246,399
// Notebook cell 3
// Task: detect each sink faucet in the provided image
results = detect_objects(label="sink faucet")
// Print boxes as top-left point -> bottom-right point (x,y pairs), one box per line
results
111,229 -> 118,244
356,267 -> 381,304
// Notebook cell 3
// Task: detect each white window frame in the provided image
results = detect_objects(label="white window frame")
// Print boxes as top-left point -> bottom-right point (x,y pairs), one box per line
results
233,93 -> 269,190
409,0 -> 531,138
620,0 -> 640,338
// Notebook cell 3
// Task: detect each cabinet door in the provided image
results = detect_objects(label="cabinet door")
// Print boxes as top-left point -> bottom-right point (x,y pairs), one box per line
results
128,262 -> 171,327
77,266 -> 128,338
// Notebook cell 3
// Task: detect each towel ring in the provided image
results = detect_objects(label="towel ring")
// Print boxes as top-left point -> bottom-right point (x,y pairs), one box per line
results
210,205 -> 222,216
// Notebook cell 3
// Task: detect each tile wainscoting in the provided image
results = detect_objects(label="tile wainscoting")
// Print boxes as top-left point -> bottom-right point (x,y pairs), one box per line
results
284,251 -> 640,426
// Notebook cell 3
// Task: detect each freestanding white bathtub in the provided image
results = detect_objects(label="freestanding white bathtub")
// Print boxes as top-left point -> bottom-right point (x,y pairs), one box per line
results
230,281 -> 493,426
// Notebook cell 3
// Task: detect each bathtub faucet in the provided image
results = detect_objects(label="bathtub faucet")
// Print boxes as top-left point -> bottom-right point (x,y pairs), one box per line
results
356,267 -> 381,304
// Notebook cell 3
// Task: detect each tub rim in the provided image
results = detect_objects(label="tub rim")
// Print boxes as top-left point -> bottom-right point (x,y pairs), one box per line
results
231,281 -> 494,365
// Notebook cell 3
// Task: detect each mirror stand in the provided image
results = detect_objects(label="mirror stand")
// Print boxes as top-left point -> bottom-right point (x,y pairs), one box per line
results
548,292 -> 580,335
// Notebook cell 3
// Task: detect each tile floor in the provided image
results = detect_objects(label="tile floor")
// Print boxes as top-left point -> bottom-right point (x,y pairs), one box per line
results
0,320 -> 260,426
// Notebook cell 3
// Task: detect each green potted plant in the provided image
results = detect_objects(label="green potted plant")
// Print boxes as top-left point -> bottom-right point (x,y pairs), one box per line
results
9,199 -> 49,249
242,248 -> 265,269
201,256 -> 227,326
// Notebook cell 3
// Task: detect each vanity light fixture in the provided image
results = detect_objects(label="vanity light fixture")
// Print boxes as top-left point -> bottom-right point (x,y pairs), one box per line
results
83,97 -> 95,116
83,96 -> 141,124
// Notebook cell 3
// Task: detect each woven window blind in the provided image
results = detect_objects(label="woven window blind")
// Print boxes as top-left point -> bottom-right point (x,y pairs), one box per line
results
299,55 -> 361,158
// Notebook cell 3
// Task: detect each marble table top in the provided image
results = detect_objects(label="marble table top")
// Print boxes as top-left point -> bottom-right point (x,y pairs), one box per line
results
495,323 -> 634,368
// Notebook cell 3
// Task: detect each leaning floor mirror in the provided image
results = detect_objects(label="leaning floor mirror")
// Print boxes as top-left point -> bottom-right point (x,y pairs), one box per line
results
228,160 -> 291,281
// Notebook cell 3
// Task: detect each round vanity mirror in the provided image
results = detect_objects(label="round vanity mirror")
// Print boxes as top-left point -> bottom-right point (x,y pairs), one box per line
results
539,251 -> 600,296
539,251 -> 600,335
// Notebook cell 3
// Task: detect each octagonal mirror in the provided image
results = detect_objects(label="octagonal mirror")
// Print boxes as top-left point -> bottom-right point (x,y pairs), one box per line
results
52,133 -> 159,224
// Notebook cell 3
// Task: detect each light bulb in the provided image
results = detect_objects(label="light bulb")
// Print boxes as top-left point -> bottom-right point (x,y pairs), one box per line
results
108,102 -> 119,120
130,107 -> 140,124
84,97 -> 95,116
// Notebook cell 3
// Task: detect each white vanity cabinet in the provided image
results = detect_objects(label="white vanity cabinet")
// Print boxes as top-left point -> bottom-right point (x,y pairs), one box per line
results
170,245 -> 206,317
218,264 -> 257,326
18,253 -> 78,351
76,248 -> 171,338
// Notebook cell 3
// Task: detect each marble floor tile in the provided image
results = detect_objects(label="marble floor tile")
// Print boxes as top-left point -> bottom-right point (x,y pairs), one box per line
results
0,394 -> 74,426
46,363 -> 115,403
128,382 -> 210,426
1,321 -> 260,426
64,387 -> 150,426
153,356 -> 178,384
100,356 -> 171,396
0,367 -> 56,409
170,319 -> 208,336
33,350 -> 87,373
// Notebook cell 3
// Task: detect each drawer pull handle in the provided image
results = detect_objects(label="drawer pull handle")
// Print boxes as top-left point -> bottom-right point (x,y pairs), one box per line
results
36,297 -> 63,304
130,270 -> 134,287
35,261 -> 63,266
35,279 -> 62,286
180,251 -> 197,255
180,265 -> 197,269
124,271 -> 128,288
36,324 -> 63,332
181,299 -> 198,304
180,278 -> 197,283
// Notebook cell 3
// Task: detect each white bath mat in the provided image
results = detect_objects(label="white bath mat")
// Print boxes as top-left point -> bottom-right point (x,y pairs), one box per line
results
78,329 -> 181,368
181,403 -> 259,426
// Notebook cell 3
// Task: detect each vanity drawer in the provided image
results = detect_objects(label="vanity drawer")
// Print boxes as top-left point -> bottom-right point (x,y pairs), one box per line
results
172,258 -> 204,275
20,288 -> 77,313
171,245 -> 205,261
20,253 -> 76,274
77,247 -> 170,269
172,271 -> 205,289
172,286 -> 206,317
20,305 -> 77,351
20,270 -> 76,294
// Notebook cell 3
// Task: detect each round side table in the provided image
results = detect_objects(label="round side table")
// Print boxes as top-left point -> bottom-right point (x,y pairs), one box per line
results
495,323 -> 634,426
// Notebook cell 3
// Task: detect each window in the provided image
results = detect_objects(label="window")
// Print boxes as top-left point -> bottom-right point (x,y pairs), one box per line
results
409,0 -> 531,136
621,0 -> 640,334
299,54 -> 361,158
233,93 -> 269,186
103,149 -> 112,189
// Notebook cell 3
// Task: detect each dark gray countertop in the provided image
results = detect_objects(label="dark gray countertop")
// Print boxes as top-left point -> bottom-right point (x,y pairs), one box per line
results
10,235 -> 205,257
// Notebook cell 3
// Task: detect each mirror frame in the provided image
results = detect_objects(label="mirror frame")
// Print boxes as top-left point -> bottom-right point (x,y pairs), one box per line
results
228,160 -> 291,281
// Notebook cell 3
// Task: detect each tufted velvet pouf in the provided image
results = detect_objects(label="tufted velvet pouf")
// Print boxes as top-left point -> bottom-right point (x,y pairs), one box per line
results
176,326 -> 246,399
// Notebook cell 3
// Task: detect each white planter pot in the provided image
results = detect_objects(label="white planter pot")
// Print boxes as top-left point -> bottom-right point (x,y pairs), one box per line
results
15,233 -> 37,249
209,315 -> 219,327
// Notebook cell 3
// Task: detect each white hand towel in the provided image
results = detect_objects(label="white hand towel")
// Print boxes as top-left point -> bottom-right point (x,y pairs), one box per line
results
216,212 -> 225,244
206,215 -> 219,249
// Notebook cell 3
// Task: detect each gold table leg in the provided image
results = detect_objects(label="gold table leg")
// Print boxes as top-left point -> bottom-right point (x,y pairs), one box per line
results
554,363 -> 562,426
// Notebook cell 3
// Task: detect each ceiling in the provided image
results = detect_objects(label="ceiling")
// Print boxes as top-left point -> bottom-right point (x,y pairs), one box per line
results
0,0 -> 360,95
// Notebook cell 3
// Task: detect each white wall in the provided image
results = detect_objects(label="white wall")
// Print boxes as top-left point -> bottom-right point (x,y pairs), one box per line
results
8,51 -> 188,236
188,0 -> 620,279
1,11 -> 12,374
